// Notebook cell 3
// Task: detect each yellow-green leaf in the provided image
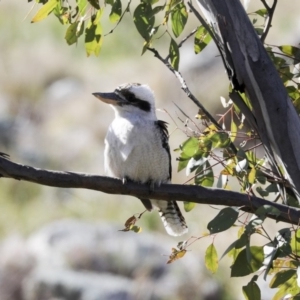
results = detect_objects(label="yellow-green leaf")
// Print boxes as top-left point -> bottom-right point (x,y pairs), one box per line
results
230,120 -> 238,142
184,201 -> 196,212
109,0 -> 122,23
85,10 -> 103,56
65,21 -> 84,45
169,38 -> 179,70
77,0 -> 87,16
31,0 -> 58,23
205,243 -> 218,273
194,25 -> 212,54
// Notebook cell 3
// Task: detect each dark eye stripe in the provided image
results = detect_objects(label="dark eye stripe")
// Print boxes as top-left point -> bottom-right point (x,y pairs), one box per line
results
117,89 -> 151,112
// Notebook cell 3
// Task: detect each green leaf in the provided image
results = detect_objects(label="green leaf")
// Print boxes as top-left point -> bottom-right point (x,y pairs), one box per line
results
77,0 -> 87,16
180,137 -> 199,157
254,205 -> 281,222
184,201 -> 196,212
256,186 -> 269,197
291,229 -> 300,257
205,243 -> 218,274
230,120 -> 238,142
231,246 -> 264,277
171,2 -> 188,37
194,25 -> 212,54
210,132 -> 231,149
133,3 -> 154,41
254,8 -> 267,17
195,161 -> 214,187
270,269 -> 296,288
87,0 -> 100,9
169,38 -> 180,70
109,0 -> 122,23
152,4 -> 165,15
31,0 -> 58,23
65,21 -> 84,45
85,10 -> 103,56
242,280 -> 261,300
279,45 -> 300,62
207,207 -> 239,234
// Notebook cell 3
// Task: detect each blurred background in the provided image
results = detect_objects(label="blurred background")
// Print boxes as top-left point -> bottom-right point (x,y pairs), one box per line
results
0,0 -> 299,299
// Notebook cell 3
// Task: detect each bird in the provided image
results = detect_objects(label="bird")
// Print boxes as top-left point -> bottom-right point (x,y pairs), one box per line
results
93,83 -> 188,236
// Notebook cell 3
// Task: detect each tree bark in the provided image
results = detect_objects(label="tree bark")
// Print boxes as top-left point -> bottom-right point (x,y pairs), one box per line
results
0,155 -> 299,225
196,0 -> 300,199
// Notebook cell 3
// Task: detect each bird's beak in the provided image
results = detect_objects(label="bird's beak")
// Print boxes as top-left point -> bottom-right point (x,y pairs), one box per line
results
92,92 -> 122,105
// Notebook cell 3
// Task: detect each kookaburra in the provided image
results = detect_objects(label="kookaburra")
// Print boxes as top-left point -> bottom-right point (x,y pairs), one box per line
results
93,83 -> 188,236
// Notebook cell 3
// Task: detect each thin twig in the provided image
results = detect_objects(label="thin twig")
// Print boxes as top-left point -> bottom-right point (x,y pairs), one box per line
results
104,0 -> 132,36
260,0 -> 278,43
165,27 -> 198,61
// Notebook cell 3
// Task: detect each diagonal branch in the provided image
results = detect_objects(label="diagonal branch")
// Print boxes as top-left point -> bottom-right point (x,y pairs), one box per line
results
260,0 -> 278,43
0,155 -> 299,226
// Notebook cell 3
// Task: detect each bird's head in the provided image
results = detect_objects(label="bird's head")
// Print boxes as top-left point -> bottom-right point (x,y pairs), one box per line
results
93,83 -> 157,119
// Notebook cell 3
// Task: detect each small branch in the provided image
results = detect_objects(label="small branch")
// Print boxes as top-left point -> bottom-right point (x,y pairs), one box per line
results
104,0 -> 131,36
147,47 -> 223,135
164,27 -> 198,61
0,156 -> 299,226
260,0 -> 278,43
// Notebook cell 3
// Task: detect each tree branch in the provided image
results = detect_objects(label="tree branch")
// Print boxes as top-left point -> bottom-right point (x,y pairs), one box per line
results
0,155 -> 299,226
260,0 -> 278,43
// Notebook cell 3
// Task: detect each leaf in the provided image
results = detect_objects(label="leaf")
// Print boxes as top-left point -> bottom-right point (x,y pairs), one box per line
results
171,2 -> 188,37
87,0 -> 100,9
180,137 -> 199,157
291,229 -> 300,257
133,3 -> 154,41
207,207 -> 239,234
230,120 -> 238,142
242,280 -> 261,300
205,243 -> 218,274
221,232 -> 248,260
254,205 -> 281,222
210,132 -> 231,149
279,45 -> 300,62
31,0 -> 58,23
231,246 -> 264,277
85,10 -> 103,56
270,269 -> 296,288
77,0 -> 87,16
109,0 -> 122,23
254,8 -> 267,17
195,161 -> 214,187
184,201 -> 196,212
169,38 -> 180,70
65,21 -> 84,45
194,25 -> 212,54
167,248 -> 187,264
131,225 -> 142,233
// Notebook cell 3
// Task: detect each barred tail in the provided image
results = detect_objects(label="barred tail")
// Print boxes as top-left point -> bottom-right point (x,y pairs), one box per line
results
152,200 -> 188,236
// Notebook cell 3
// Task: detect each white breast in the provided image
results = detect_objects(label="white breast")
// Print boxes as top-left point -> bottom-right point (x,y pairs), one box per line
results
104,116 -> 170,184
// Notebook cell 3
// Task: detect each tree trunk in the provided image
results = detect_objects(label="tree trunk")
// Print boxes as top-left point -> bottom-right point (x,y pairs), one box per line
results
196,0 -> 300,200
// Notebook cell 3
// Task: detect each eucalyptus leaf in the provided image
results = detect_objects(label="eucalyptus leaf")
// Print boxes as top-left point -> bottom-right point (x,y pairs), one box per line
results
31,0 -> 58,23
169,38 -> 179,70
171,2 -> 188,37
207,207 -> 239,234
